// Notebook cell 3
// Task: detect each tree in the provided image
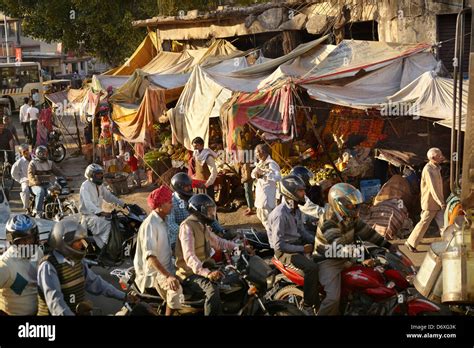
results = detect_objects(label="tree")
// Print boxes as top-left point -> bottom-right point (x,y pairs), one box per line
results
0,0 -> 159,66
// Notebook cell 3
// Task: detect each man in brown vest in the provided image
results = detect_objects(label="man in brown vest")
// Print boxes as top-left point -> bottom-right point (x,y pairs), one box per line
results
190,137 -> 218,199
175,194 -> 237,315
37,219 -> 131,315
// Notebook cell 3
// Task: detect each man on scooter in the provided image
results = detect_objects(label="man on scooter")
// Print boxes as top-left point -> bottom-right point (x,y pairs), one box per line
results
37,219 -> 132,315
267,175 -> 320,313
168,172 -> 230,251
134,186 -> 183,316
289,166 -> 326,234
79,164 -> 127,251
175,194 -> 238,315
314,183 -> 392,315
11,144 -> 31,214
0,215 -> 42,315
28,145 -> 67,218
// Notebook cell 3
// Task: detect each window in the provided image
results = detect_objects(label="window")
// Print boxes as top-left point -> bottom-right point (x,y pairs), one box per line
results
0,65 -> 39,89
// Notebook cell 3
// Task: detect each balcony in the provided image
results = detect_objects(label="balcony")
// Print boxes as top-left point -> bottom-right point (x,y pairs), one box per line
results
0,42 -> 15,57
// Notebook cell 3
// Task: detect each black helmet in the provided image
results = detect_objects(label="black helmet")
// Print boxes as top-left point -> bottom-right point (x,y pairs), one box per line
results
280,175 -> 306,205
35,145 -> 48,161
6,214 -> 39,245
48,218 -> 90,261
188,194 -> 217,224
290,166 -> 314,189
171,172 -> 193,200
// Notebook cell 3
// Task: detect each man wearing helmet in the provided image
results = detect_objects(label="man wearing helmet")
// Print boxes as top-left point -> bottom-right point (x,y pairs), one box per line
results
28,145 -> 66,217
267,175 -> 320,313
134,186 -> 182,316
11,144 -> 31,213
290,166 -> 326,233
0,215 -> 42,315
37,219 -> 130,315
79,164 -> 127,250
168,172 -> 227,251
175,194 -> 238,315
315,183 -> 392,315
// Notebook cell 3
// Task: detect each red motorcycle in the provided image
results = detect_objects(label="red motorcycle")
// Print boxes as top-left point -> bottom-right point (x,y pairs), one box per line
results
271,243 -> 443,316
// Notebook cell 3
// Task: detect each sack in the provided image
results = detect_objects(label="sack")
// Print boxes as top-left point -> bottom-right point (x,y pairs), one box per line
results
373,175 -> 413,208
366,198 -> 408,240
103,216 -> 124,263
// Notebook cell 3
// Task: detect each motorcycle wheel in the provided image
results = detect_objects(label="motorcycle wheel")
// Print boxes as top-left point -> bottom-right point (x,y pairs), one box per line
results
273,285 -> 305,310
51,144 -> 66,163
63,203 -> 79,217
262,301 -> 306,316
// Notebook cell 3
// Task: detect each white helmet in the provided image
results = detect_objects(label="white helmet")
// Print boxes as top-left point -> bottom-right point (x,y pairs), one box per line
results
85,164 -> 104,185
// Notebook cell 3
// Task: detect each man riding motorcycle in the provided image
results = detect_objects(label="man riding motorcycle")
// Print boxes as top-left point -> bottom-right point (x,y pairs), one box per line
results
168,172 -> 230,250
11,144 -> 31,213
267,175 -> 319,313
314,183 -> 392,315
28,145 -> 66,217
290,166 -> 325,233
0,215 -> 42,315
174,194 -> 238,316
37,219 -> 131,315
79,164 -> 127,250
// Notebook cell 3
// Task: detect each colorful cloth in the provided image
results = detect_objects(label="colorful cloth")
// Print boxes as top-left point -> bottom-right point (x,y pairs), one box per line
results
147,186 -> 173,210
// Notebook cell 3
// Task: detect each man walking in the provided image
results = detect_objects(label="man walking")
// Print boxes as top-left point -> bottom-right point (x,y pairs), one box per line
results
406,148 -> 446,251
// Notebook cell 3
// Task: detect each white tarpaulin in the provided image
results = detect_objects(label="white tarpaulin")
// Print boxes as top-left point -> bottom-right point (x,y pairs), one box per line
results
300,40 -> 432,83
303,52 -> 438,109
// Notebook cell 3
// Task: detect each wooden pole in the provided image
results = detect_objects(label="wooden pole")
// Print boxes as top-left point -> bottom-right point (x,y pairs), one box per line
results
74,112 -> 82,151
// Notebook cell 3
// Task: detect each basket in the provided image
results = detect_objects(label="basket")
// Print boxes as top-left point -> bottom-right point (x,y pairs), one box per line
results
104,172 -> 129,195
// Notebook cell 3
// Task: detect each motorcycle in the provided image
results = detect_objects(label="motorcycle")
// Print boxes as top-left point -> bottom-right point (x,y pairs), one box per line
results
111,245 -> 304,316
47,129 -> 67,163
29,177 -> 78,220
84,203 -> 146,267
271,243 -> 443,316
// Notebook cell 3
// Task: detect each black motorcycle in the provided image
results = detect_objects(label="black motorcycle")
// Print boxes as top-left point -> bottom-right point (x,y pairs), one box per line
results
111,246 -> 304,316
29,177 -> 78,220
84,204 -> 147,267
47,129 -> 67,163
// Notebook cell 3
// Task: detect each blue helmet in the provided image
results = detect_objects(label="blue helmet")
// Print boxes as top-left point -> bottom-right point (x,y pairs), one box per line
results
6,214 -> 39,245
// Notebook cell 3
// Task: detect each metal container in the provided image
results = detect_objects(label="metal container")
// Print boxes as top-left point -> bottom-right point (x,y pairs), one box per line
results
429,271 -> 443,303
414,241 -> 447,298
441,217 -> 474,304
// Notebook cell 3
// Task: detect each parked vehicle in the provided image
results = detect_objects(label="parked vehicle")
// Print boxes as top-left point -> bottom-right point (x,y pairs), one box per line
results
47,129 -> 67,163
272,243 -> 443,316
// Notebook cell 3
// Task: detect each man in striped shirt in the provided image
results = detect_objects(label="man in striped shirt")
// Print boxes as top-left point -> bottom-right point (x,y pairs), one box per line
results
314,183 -> 391,315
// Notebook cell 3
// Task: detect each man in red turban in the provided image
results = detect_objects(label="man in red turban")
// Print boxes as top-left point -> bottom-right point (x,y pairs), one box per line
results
134,185 -> 182,315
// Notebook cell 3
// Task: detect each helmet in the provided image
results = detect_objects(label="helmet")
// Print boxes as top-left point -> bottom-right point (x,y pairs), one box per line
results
290,166 -> 314,189
6,214 -> 39,245
328,183 -> 364,221
48,218 -> 89,261
188,194 -> 217,224
35,145 -> 48,161
85,164 -> 104,185
18,143 -> 29,153
171,172 -> 193,200
280,175 -> 306,205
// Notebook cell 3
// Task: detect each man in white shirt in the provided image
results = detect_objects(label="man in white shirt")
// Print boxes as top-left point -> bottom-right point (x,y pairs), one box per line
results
251,144 -> 281,231
134,186 -> 182,316
11,144 -> 31,212
79,164 -> 126,249
27,100 -> 40,146
190,137 -> 218,199
19,98 -> 30,143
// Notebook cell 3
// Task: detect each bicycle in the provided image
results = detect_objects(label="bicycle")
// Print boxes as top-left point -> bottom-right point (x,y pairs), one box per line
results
0,149 -> 14,199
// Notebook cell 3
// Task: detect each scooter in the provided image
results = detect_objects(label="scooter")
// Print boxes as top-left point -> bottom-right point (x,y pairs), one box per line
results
47,129 -> 67,163
271,243 -> 444,316
111,245 -> 304,316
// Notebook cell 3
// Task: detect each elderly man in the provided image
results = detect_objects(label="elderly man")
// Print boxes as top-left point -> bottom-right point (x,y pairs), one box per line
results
11,144 -> 31,213
406,148 -> 446,251
251,144 -> 281,231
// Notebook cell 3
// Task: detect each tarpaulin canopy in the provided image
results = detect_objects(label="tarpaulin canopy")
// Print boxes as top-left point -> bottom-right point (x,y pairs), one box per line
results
112,87 -> 166,143
105,32 -> 159,76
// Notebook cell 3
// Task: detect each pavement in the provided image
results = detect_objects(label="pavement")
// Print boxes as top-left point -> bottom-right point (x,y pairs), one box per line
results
5,114 -> 444,315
